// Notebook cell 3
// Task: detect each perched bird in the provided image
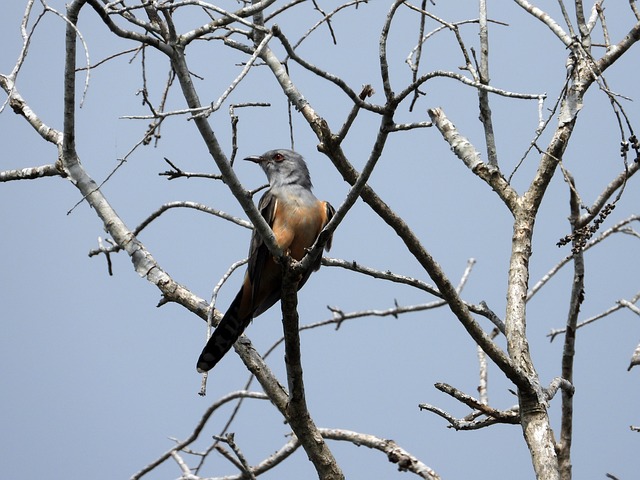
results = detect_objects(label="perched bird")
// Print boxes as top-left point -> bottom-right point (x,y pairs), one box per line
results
197,149 -> 335,373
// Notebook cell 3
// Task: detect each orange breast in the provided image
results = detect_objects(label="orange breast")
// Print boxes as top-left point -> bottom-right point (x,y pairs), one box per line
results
271,199 -> 327,260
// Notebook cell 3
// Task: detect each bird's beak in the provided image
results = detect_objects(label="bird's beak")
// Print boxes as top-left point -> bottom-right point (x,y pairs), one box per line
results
244,155 -> 263,164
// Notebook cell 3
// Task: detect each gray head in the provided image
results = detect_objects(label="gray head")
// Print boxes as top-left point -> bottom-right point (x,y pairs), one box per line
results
244,149 -> 313,189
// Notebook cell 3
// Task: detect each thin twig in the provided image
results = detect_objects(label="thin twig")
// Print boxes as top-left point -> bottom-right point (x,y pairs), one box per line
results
130,391 -> 268,480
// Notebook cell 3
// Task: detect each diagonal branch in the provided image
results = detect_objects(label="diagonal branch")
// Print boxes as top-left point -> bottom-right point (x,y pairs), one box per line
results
428,107 -> 518,211
595,21 -> 640,73
130,391 -> 268,480
320,429 -> 440,480
513,0 -> 572,46
168,39 -> 283,260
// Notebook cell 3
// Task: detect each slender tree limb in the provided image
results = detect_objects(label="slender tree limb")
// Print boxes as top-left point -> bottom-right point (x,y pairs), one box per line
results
557,174 -> 584,480
545,377 -> 575,401
576,155 -> 640,228
183,427 -> 441,480
631,0 -> 640,21
396,69 -> 545,107
270,25 -> 385,114
379,1 -> 404,102
87,201 -> 251,259
513,0 -> 572,46
321,257 -> 504,329
548,290 -> 640,341
336,84 -> 375,143
407,0 -> 427,112
477,327 -> 500,405
280,258 -> 344,480
214,434 -> 257,480
476,0 -> 498,165
0,164 -> 63,182
130,391 -> 268,480
0,75 -> 63,146
179,0 -> 276,45
85,0 -> 169,52
575,0 -> 588,40
433,382 -> 520,423
287,0 -> 367,51
418,400 -> 520,430
530,215 -> 640,301
428,107 -> 518,210
168,36 -> 283,260
320,429 -> 441,480
595,21 -> 640,73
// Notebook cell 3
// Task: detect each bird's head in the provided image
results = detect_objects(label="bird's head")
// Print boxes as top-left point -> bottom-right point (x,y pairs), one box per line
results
244,149 -> 312,189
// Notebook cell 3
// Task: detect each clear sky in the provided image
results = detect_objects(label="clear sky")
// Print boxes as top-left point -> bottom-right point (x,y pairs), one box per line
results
1,1 -> 639,479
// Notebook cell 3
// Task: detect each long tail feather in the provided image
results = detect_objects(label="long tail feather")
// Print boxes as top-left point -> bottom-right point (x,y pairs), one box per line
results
196,290 -> 252,372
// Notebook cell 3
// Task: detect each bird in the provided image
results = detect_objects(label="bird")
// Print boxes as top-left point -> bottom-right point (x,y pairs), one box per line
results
196,149 -> 335,373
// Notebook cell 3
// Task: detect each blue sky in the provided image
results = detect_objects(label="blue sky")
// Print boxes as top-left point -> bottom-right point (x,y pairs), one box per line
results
2,1 -> 639,479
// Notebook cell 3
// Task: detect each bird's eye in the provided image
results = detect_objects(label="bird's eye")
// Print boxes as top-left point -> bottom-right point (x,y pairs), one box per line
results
273,153 -> 284,162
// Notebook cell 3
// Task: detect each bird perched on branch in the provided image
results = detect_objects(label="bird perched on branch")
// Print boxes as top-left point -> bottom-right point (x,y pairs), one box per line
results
197,149 -> 335,373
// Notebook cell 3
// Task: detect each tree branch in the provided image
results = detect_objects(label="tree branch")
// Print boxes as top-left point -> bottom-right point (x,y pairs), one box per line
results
557,174 -> 584,480
130,391 -> 268,480
428,107 -> 518,211
0,164 -> 63,182
320,429 -> 441,480
280,258 -> 344,480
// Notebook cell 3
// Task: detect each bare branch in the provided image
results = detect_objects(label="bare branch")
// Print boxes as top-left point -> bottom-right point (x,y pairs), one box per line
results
159,158 -> 224,180
434,382 -> 520,424
530,215 -> 640,301
269,25 -> 385,114
477,327 -> 500,405
380,1 -> 404,101
557,174 -> 584,479
476,0 -> 498,165
548,291 -> 640,341
0,164 -> 63,182
631,0 -> 640,21
169,35 -> 283,260
131,391 -> 268,480
322,257 -> 441,297
577,154 -> 640,229
418,399 -> 519,430
545,377 -> 575,401
88,201 -> 251,258
280,258 -> 344,480
214,434 -> 257,480
0,75 -> 63,145
428,107 -> 518,210
513,0 -> 572,46
320,429 -> 441,480
386,121 -> 432,132
192,31 -> 274,119
397,69 -> 545,106
288,0 -> 368,51
595,21 -> 640,73
172,0 -> 276,45
336,84 -> 375,143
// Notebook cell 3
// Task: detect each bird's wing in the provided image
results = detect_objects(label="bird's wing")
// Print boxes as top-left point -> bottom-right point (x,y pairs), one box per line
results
323,201 -> 336,252
300,200 -> 336,290
247,189 -> 278,303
